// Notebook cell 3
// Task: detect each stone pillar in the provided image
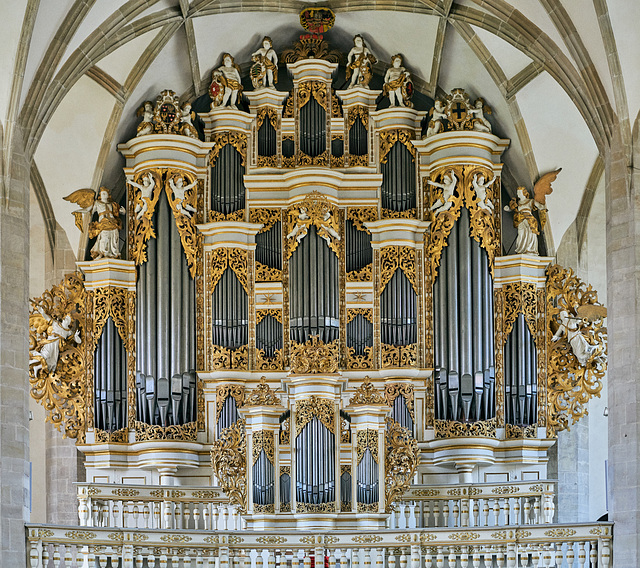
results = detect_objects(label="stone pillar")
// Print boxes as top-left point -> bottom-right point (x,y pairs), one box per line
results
606,118 -> 640,562
0,130 -> 31,565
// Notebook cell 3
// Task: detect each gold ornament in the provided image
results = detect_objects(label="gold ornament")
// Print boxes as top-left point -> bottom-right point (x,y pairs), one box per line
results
385,419 -> 419,511
252,429 -> 275,464
256,107 -> 279,132
546,264 -> 607,436
381,208 -> 418,220
281,37 -> 341,63
250,208 -> 281,234
379,246 -> 417,295
255,262 -> 282,282
357,429 -> 379,463
128,169 -> 163,266
94,428 -> 128,444
434,417 -> 497,439
207,248 -> 248,294
28,272 -> 86,440
245,377 -> 281,406
134,420 -> 197,442
502,282 -> 539,344
350,378 -> 387,406
346,207 -> 377,233
296,395 -> 335,432
346,263 -> 372,282
210,344 -> 248,370
347,346 -> 374,369
505,423 -> 536,439
289,335 -> 339,374
209,131 -> 247,167
215,385 -> 245,423
211,419 -> 247,512
384,383 -> 414,420
380,343 -> 417,368
379,129 -> 416,164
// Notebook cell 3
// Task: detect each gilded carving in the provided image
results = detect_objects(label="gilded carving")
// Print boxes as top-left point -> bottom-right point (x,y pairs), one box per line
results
379,246 -> 417,295
295,396 -> 335,433
494,289 -> 505,427
379,129 -> 416,164
380,343 -> 417,368
211,419 -> 247,511
346,207 -> 377,233
357,429 -> 379,463
29,272 -> 86,440
505,423 -> 536,439
128,169 -> 163,265
209,209 -> 245,222
279,418 -> 290,445
209,131 -> 247,167
245,377 -> 281,406
384,383 -> 414,419
210,344 -> 248,370
256,107 -> 279,132
285,192 -> 341,259
290,335 -> 339,374
546,264 -> 607,436
433,417 -> 497,439
280,35 -> 341,64
216,385 -> 245,423
250,208 -> 281,234
347,154 -> 368,167
347,346 -> 374,369
94,428 -> 128,443
346,263 -> 372,282
134,420 -> 197,442
347,105 -> 369,129
381,208 -> 418,220
207,248 -> 248,294
255,262 -> 282,282
252,430 -> 275,464
297,81 -> 329,113
385,419 -> 419,511
256,309 -> 282,324
350,378 -> 387,406
256,348 -> 285,370
502,282 -> 538,343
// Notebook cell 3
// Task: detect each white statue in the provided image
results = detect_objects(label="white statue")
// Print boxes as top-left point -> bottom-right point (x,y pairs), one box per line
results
136,101 -> 155,136
428,170 -> 458,214
29,309 -> 81,377
426,99 -> 447,137
287,207 -> 310,243
169,175 -> 198,218
319,210 -> 341,244
382,54 -> 413,107
346,35 -> 376,89
472,172 -> 496,212
64,187 -> 125,259
552,309 -> 602,366
210,53 -> 243,109
180,103 -> 198,138
468,98 -> 492,133
128,173 -> 155,221
504,169 -> 561,255
250,36 -> 278,89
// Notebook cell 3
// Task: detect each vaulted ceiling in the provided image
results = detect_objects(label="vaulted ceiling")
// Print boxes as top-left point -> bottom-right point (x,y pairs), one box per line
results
3,0 -> 635,259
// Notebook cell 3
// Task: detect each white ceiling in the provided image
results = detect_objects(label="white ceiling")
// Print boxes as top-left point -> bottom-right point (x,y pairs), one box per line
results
4,0 -> 633,258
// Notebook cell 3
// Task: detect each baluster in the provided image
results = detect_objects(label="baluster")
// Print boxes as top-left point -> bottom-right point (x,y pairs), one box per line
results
269,549 -> 276,568
472,500 -> 479,527
523,499 -> 531,525
137,555 -> 145,568
52,544 -> 60,568
163,501 -> 172,529
101,504 -> 109,527
483,549 -> 493,568
142,503 -> 149,529
304,549 -> 312,568
92,503 -> 99,527
504,499 -> 511,525
221,546 -> 231,568
566,543 -> 575,568
193,502 -> 201,529
329,548 -> 337,568
589,542 -> 597,568
460,546 -> 469,568
506,543 -> 516,568
399,548 -> 407,568
110,549 -> 120,568
404,504 -> 411,528
121,501 -> 130,528
153,502 -> 161,529
533,498 -> 541,525
112,501 -> 120,528
519,548 -> 529,568
239,549 -> 248,568
221,505 -> 229,530
542,545 -> 552,568
512,499 -> 520,525
433,502 -> 441,527
414,502 -> 421,528
29,540 -> 41,568
410,544 -> 420,568
87,550 -> 95,568
212,505 -> 219,531
388,550 -> 396,568
472,551 -> 480,568
496,548 -> 505,568
364,548 -> 372,568
232,506 -> 240,530
482,501 -> 489,527
443,503 -> 450,527
158,553 -> 168,568
601,538 -> 611,568
531,549 -> 543,568
543,495 -> 554,524
42,545 -> 50,568
203,503 -> 211,530
63,547 -> 73,568
175,503 -> 182,529
98,554 -> 108,568
492,500 -> 500,526
123,546 -> 134,568
375,548 -> 384,568
435,547 -> 444,568
452,502 -> 460,527
78,495 -> 89,526
132,503 -> 140,528
461,499 -> 469,527
184,502 -> 191,529
184,553 -> 193,568
447,548 -> 456,568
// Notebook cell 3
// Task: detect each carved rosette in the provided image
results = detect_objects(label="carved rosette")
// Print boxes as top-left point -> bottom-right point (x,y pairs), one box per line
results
289,335 -> 339,374
211,419 -> 247,511
28,273 -> 87,440
385,419 -> 419,512
425,165 -> 500,281
545,264 -> 607,436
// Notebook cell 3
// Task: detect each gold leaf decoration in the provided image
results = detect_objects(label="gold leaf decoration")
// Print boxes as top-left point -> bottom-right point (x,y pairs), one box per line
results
210,344 -> 249,371
385,419 -> 419,512
357,429 -> 379,463
379,246 -> 417,295
256,309 -> 282,324
350,378 -> 387,406
290,335 -> 339,374
211,419 -> 247,512
250,208 -> 281,234
245,377 -> 281,406
347,105 -> 369,129
134,421 -> 197,442
255,107 -> 279,132
209,131 -> 247,167
379,129 -> 416,164
381,208 -> 417,220
28,272 -> 86,440
216,385 -> 245,423
346,263 -> 372,282
207,248 -> 248,294
384,383 -> 414,419
434,418 -> 497,439
502,282 -> 538,343
347,346 -> 374,370
346,207 -> 377,233
256,348 -> 285,371
253,430 -> 275,465
255,262 -> 282,282
296,395 -> 335,433
546,264 -> 607,436
381,343 -> 417,368
128,169 -> 163,266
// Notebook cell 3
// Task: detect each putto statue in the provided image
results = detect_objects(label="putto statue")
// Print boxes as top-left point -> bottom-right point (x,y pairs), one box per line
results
383,54 -> 413,108
169,174 -> 198,218
428,169 -> 458,214
180,103 -> 198,138
128,172 -> 156,221
426,99 -> 447,137
346,35 -> 376,89
136,101 -> 155,136
472,172 -> 496,212
64,187 -> 125,259
250,36 -> 278,89
29,308 -> 80,378
552,307 -> 604,366
210,53 -> 243,109
424,89 -> 493,136
504,168 -> 561,255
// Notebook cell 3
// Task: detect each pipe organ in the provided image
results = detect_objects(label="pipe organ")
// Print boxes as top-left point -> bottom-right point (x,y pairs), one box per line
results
28,26 -> 607,531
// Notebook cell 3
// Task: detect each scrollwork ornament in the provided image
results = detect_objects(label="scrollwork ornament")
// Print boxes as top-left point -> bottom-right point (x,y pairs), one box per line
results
134,421 -> 197,442
128,169 -> 163,265
250,208 -> 281,234
379,129 -> 416,164
357,429 -> 379,463
216,385 -> 245,423
255,107 -> 279,132
209,132 -> 247,167
434,417 -> 497,439
347,105 -> 369,129
285,192 -> 341,259
385,419 -> 419,511
252,429 -> 275,465
379,246 -> 417,295
296,395 -> 335,432
384,383 -> 414,419
245,377 -> 281,406
207,248 -> 248,294
211,419 -> 247,511
29,272 -> 86,440
546,264 -> 607,436
346,207 -> 377,233
502,282 -> 538,343
350,378 -> 387,406
289,335 -> 339,374
346,263 -> 372,282
347,346 -> 374,369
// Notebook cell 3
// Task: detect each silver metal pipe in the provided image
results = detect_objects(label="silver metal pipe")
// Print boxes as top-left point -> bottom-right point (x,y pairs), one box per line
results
447,221 -> 460,419
170,217 -> 182,378
145,233 -> 157,388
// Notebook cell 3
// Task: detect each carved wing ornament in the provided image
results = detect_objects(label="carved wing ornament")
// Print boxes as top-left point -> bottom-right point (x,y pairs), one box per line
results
385,418 -> 419,511
211,419 -> 247,511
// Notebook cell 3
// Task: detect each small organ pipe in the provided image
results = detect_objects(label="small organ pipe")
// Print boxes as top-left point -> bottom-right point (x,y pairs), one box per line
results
170,215 -> 182,378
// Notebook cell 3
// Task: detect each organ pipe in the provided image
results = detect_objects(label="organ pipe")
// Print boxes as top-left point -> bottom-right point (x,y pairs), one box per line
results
256,315 -> 283,358
211,144 -> 245,215
255,222 -> 282,269
299,98 -> 326,158
257,119 -> 277,157
211,268 -> 248,349
345,219 -> 372,273
356,449 -> 378,504
380,270 -> 417,346
253,450 -> 275,505
381,142 -> 416,212
433,208 -> 495,422
346,315 -> 373,356
349,119 -> 368,156
295,417 -> 335,504
217,395 -> 241,438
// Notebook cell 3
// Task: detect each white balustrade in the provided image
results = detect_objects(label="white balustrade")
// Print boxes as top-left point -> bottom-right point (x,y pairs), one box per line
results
388,482 -> 556,529
26,523 -> 611,568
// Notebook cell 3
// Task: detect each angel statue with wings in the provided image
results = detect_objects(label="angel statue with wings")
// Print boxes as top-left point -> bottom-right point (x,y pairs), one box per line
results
29,306 -> 80,378
64,187 -> 125,259
504,168 -> 561,255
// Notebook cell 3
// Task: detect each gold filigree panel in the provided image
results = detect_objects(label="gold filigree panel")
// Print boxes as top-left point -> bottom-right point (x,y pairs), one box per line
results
347,346 -> 374,370
379,129 -> 416,164
381,343 -> 417,368
215,385 -> 245,423
381,208 -> 417,220
434,418 -> 497,439
502,282 -> 538,342
296,396 -> 335,433
250,208 -> 281,234
209,209 -> 244,222
357,429 -> 379,463
256,309 -> 282,324
252,430 -> 275,465
379,246 -> 417,295
297,81 -> 329,112
256,107 -> 279,131
346,263 -> 372,282
209,132 -> 247,167
385,383 -> 415,420
350,379 -> 386,406
347,105 -> 369,129
346,207 -> 377,233
134,421 -> 197,442
385,419 -> 419,512
206,248 -> 248,294
211,419 -> 246,511
128,169 -> 163,266
290,335 -> 339,374
545,264 -> 607,436
255,262 -> 282,282
256,348 -> 285,371
29,272 -> 87,440
245,377 -> 280,406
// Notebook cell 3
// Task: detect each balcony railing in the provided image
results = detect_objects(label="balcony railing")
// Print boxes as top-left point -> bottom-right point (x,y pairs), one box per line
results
26,523 -> 612,568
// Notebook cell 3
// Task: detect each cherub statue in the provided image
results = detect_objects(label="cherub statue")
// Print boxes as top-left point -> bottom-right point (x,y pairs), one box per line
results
29,308 -> 81,377
346,35 -> 377,89
136,101 -> 155,136
382,54 -> 413,108
468,98 -> 492,133
552,308 -> 603,366
287,207 -> 310,243
319,210 -> 341,245
64,187 -> 125,259
128,172 -> 155,221
250,36 -> 278,89
472,172 -> 496,212
180,103 -> 198,138
504,169 -> 561,255
425,100 -> 447,137
210,53 -> 243,109
428,170 -> 458,214
169,175 -> 198,218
